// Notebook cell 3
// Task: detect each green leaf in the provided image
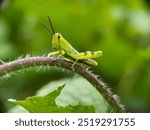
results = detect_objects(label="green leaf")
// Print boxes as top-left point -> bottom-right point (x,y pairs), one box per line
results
8,85 -> 95,113
36,77 -> 108,112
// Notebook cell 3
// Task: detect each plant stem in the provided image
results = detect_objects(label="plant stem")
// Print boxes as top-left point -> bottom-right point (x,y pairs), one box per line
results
0,56 -> 125,112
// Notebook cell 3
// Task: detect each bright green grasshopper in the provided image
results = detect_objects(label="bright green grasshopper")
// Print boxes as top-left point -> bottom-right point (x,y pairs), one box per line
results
42,17 -> 102,66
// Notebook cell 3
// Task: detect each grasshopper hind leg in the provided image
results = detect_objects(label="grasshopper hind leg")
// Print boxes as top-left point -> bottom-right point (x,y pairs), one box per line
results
81,59 -> 98,66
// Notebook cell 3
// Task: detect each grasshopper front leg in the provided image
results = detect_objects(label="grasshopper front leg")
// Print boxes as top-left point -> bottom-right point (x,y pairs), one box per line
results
48,50 -> 65,57
48,50 -> 61,57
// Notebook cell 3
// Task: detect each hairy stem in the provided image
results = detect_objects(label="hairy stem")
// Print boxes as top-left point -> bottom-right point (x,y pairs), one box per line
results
0,56 -> 125,112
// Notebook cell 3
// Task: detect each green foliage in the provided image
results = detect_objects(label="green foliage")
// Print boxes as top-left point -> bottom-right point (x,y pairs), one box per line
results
8,77 -> 107,112
9,84 -> 95,113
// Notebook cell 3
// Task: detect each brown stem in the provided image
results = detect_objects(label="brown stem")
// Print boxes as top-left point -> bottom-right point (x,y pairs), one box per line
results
0,56 -> 125,112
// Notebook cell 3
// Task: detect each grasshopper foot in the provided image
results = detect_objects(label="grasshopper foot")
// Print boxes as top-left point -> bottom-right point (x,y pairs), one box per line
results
71,60 -> 78,72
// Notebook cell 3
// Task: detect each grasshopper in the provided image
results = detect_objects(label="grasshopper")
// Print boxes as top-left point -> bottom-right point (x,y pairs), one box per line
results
42,17 -> 102,66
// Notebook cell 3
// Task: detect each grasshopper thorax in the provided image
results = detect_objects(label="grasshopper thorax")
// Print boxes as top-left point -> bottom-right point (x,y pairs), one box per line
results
52,33 -> 62,49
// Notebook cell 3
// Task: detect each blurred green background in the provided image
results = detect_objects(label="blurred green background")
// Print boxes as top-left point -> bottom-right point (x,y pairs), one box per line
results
0,0 -> 150,112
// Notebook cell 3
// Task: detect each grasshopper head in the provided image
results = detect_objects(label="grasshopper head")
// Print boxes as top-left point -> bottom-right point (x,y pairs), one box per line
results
52,33 -> 62,49
41,17 -> 63,50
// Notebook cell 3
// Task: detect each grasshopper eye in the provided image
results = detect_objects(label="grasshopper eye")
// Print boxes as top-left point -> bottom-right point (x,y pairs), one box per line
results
57,33 -> 60,39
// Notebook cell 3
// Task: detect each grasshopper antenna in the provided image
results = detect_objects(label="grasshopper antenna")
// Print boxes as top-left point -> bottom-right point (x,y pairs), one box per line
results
39,16 -> 55,35
39,21 -> 54,35
48,16 -> 55,34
